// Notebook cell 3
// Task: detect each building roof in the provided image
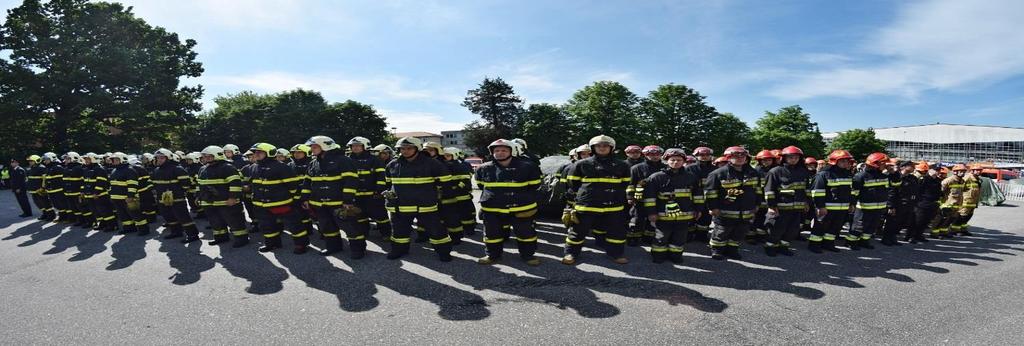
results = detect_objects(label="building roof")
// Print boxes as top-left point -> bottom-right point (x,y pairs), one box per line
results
394,131 -> 442,138
824,123 -> 1024,144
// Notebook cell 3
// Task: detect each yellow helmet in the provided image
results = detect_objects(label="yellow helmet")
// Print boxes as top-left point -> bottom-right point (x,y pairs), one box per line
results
290,144 -> 311,155
27,154 -> 41,162
249,143 -> 276,154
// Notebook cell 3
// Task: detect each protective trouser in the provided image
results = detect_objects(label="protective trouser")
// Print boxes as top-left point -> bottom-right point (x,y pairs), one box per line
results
359,196 -> 391,237
851,209 -> 884,244
653,220 -> 689,261
929,207 -> 957,237
158,201 -> 199,239
389,210 -> 452,257
65,193 -> 84,223
912,204 -> 938,240
691,211 -> 711,242
90,195 -> 117,230
112,199 -> 148,234
809,210 -> 847,247
242,198 -> 259,232
459,197 -> 477,236
14,189 -> 32,216
257,206 -> 308,248
564,210 -> 627,258
710,216 -> 750,251
48,192 -> 69,221
751,207 -> 769,241
767,210 -> 802,248
440,200 -> 465,243
206,204 -> 248,242
481,211 -> 538,260
31,192 -> 55,219
883,206 -> 914,241
629,205 -> 655,244
313,206 -> 359,254
955,208 -> 975,234
140,190 -> 158,222
186,192 -> 204,217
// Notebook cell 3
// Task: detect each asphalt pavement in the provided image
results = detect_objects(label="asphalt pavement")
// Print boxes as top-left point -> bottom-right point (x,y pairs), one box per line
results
1,191 -> 1022,345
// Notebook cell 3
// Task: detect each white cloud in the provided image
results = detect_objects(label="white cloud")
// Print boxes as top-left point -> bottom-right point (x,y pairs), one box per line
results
380,110 -> 466,134
769,0 -> 1024,100
205,71 -> 435,101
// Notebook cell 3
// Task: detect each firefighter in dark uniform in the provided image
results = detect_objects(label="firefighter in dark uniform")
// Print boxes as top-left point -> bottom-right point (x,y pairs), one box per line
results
704,146 -> 762,260
43,152 -> 69,223
346,137 -> 391,241
421,141 -> 465,244
224,144 -> 247,171
808,150 -> 856,253
883,161 -> 918,245
562,135 -> 631,265
287,144 -> 315,242
627,145 -> 665,246
762,146 -> 810,256
624,145 -> 644,167
511,138 -> 541,166
63,152 -> 89,227
750,150 -> 778,244
184,153 -> 205,219
849,153 -> 891,250
249,143 -> 309,254
370,144 -> 396,235
686,147 -> 716,243
109,152 -> 149,235
801,157 -> 819,236
131,158 -> 157,223
239,150 -> 259,234
911,162 -> 940,243
642,148 -> 700,263
197,146 -> 250,247
82,153 -> 116,231
27,155 -> 55,221
383,137 -> 454,261
151,149 -> 200,243
475,139 -> 543,265
448,147 -> 478,237
303,136 -> 360,257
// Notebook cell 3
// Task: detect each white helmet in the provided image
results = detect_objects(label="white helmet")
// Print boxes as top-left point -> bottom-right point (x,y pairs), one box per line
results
174,150 -> 185,157
65,151 -> 82,164
588,135 -> 616,152
395,137 -> 423,151
83,152 -> 99,163
443,147 -> 462,158
153,148 -> 174,159
275,148 -> 290,158
511,143 -> 524,157
511,138 -> 528,151
223,144 -> 240,155
371,144 -> 393,153
142,153 -> 155,162
187,152 -> 201,161
423,141 -> 443,155
42,152 -> 58,162
306,135 -> 340,151
110,152 -> 129,163
576,144 -> 592,154
201,145 -> 226,161
347,136 -> 371,148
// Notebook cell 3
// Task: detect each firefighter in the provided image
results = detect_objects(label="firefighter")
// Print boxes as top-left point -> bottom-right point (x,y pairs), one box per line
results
304,136 -> 361,257
704,146 -> 762,260
26,155 -> 55,220
750,149 -> 778,244
248,143 -> 309,254
511,138 -> 541,166
239,150 -> 261,234
956,164 -> 983,236
130,158 -> 158,223
883,161 -> 919,245
808,150 -> 856,253
849,152 -> 891,250
63,152 -> 89,227
562,135 -> 631,265
224,144 -> 247,169
686,147 -> 716,243
475,139 -> 543,265
627,145 -> 665,246
9,158 -> 32,217
345,137 -> 391,242
624,145 -> 644,166
374,144 -> 394,164
184,152 -> 205,219
43,152 -> 69,223
150,149 -> 200,242
383,137 -> 453,261
643,148 -> 700,263
933,164 -> 967,238
912,162 -> 940,243
713,156 -> 728,168
762,146 -> 810,256
82,153 -> 116,231
447,147 -> 478,237
422,141 -> 463,243
108,152 -> 149,235
288,144 -> 315,242
800,156 -> 819,235
555,145 -> 589,215
197,146 -> 250,247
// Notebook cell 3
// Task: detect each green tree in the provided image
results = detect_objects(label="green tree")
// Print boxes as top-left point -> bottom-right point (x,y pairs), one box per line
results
517,103 -> 570,157
827,128 -> 888,161
640,83 -> 719,150
706,112 -> 752,154
1,0 -> 204,154
749,105 -> 825,157
461,120 -> 502,157
564,81 -> 645,149
461,77 -> 523,139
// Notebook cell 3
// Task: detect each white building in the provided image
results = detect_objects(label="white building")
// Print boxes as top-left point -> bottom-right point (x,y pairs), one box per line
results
441,130 -> 469,151
823,123 -> 1024,165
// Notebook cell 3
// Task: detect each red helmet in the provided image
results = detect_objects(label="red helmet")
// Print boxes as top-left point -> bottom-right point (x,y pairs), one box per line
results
641,145 -> 663,155
827,149 -> 854,164
686,155 -> 696,163
724,146 -> 749,159
713,156 -> 727,165
969,164 -> 984,171
661,148 -> 687,160
781,146 -> 803,156
692,147 -> 713,156
804,157 -> 817,165
916,161 -> 930,172
770,149 -> 782,158
865,152 -> 890,168
624,145 -> 642,153
754,149 -> 777,160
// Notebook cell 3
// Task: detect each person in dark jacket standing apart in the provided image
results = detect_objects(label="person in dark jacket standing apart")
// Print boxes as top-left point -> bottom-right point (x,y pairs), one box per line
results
249,143 -> 309,254
562,135 -> 632,265
303,136 -> 360,257
383,137 -> 454,261
704,146 -> 762,260
642,148 -> 701,264
474,139 -> 543,266
762,146 -> 810,256
9,158 -> 33,217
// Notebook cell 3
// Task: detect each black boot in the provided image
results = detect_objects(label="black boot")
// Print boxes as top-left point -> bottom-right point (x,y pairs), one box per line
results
163,225 -> 183,240
710,247 -> 727,260
208,234 -> 231,246
651,251 -> 666,263
319,236 -> 344,256
627,237 -> 640,247
848,239 -> 861,250
778,246 -> 795,256
764,246 -> 778,257
136,223 -> 150,236
808,241 -> 823,253
822,239 -> 840,252
231,235 -> 250,248
180,225 -> 200,243
434,242 -> 453,262
668,252 -> 684,264
725,246 -> 742,260
349,239 -> 367,259
860,238 -> 874,249
387,242 -> 410,260
258,237 -> 281,252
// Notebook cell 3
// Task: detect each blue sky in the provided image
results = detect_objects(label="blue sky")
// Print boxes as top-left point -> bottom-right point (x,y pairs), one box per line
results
5,0 -> 1023,134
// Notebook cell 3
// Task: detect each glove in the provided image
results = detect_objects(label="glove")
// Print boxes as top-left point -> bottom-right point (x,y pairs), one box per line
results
561,208 -> 579,226
381,189 -> 397,200
632,191 -> 644,201
160,191 -> 175,206
457,181 -> 466,189
664,202 -> 683,218
333,204 -> 363,218
126,198 -> 141,212
514,208 -> 537,219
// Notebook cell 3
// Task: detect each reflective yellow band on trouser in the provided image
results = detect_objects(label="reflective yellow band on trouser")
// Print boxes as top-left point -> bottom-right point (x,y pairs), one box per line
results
565,237 -> 585,245
857,202 -> 887,210
481,203 -> 537,214
574,205 -> 624,213
386,205 -> 439,213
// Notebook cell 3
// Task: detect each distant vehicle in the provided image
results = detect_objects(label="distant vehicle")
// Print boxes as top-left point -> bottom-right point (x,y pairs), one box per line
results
464,157 -> 483,171
981,168 -> 1019,181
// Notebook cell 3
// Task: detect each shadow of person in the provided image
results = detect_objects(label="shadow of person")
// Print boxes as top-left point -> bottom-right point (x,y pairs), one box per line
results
214,245 -> 289,295
2,219 -> 48,241
16,222 -> 67,247
68,230 -> 115,262
106,232 -> 151,270
158,238 -> 216,286
43,227 -> 90,255
271,248 -> 381,313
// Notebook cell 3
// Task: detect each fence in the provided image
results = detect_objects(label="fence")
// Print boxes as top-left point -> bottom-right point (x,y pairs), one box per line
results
995,181 -> 1024,202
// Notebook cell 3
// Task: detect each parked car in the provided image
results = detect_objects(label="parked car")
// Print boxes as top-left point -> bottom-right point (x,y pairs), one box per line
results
464,157 -> 484,171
